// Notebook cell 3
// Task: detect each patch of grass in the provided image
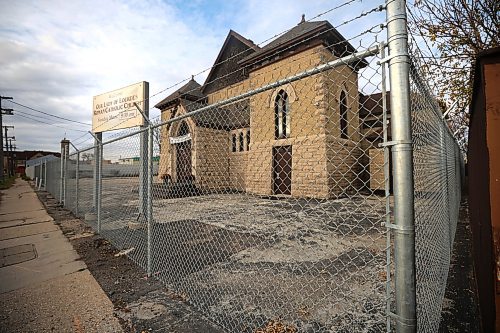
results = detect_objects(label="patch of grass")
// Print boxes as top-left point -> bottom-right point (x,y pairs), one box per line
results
0,175 -> 16,190
21,174 -> 31,181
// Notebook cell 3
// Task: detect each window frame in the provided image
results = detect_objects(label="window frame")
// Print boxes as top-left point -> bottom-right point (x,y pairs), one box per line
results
274,90 -> 290,139
339,90 -> 348,139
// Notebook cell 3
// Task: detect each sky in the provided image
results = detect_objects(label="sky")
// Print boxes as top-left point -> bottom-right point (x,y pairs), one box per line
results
0,0 -> 387,153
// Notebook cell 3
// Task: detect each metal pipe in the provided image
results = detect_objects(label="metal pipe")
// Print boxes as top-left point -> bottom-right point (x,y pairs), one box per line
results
44,160 -> 47,190
385,0 -> 417,332
59,151 -> 64,203
97,140 -> 103,234
380,41 -> 393,333
76,151 -> 80,216
93,132 -> 102,233
139,83 -> 150,227
63,149 -> 67,206
147,125 -> 153,277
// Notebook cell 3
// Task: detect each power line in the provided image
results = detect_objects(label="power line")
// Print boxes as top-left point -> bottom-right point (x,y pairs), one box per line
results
13,113 -> 88,132
8,100 -> 91,126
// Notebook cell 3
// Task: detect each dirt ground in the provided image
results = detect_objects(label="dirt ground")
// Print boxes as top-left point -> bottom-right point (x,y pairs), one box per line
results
40,176 -> 480,332
43,178 -> 390,333
37,190 -> 225,333
438,197 -> 481,333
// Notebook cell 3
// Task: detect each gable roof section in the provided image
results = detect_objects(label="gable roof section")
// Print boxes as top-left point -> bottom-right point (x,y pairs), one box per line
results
239,20 -> 360,69
201,30 -> 260,95
155,78 -> 205,110
183,98 -> 250,130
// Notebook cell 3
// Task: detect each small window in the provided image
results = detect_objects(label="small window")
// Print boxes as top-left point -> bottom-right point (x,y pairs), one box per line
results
232,134 -> 237,152
246,130 -> 250,151
340,91 -> 348,139
239,132 -> 244,152
274,90 -> 290,139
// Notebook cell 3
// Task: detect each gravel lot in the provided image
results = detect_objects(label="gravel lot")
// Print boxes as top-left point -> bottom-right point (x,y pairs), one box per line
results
64,177 -> 389,332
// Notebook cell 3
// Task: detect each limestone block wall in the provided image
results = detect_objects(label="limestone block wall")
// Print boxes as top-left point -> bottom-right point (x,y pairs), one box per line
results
228,128 -> 249,190
208,79 -> 252,104
229,152 -> 247,190
195,126 -> 230,190
318,48 -> 361,142
369,147 -> 385,191
289,135 -> 329,198
158,106 -> 174,179
245,142 -> 273,196
199,44 -> 367,199
325,136 -> 364,197
245,46 -> 328,197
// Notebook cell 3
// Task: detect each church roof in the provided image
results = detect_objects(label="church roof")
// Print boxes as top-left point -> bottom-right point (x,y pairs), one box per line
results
239,18 -> 358,68
201,30 -> 260,95
177,98 -> 249,130
155,78 -> 205,110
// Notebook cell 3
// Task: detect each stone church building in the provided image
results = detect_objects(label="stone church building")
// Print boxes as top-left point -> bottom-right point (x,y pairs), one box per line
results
155,18 -> 385,199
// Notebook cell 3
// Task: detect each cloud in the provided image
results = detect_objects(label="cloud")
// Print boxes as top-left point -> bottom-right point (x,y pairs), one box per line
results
0,0 -> 385,152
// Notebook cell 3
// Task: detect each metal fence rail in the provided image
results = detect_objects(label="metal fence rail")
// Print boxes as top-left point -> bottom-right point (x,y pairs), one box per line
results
38,1 -> 463,332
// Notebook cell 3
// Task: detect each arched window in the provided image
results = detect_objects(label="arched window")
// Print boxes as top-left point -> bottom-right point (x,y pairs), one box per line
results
340,91 -> 348,139
178,121 -> 190,136
232,134 -> 237,152
274,90 -> 290,139
239,132 -> 244,152
246,130 -> 250,151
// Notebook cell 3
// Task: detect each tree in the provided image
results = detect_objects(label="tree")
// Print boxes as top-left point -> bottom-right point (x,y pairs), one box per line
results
81,152 -> 94,163
408,0 -> 499,152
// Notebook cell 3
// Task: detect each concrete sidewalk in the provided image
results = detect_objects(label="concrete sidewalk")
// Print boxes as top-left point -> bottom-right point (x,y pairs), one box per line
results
0,179 -> 123,332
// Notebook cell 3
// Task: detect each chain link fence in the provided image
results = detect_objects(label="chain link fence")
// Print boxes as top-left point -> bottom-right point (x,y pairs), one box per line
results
409,51 -> 463,332
35,1 -> 464,332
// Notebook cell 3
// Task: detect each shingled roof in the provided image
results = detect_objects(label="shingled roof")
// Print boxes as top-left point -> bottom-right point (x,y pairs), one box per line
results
155,77 -> 206,110
201,30 -> 260,95
239,18 -> 359,68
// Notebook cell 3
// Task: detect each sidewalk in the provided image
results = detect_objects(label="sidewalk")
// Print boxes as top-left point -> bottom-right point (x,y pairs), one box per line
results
0,179 -> 123,332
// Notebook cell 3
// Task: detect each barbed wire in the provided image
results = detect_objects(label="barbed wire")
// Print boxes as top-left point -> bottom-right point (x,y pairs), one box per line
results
87,1 -> 385,137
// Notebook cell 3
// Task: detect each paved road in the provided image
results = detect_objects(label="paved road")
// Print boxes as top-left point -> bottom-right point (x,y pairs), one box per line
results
0,179 -> 123,333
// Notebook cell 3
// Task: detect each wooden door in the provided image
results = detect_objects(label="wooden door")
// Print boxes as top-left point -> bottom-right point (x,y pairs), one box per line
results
273,145 -> 292,195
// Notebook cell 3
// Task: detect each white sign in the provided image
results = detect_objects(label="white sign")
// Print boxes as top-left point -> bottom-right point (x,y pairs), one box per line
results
169,133 -> 191,144
92,81 -> 149,133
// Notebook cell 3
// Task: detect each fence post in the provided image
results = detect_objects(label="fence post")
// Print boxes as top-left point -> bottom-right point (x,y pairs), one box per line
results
59,155 -> 64,202
91,132 -> 103,233
147,124 -> 153,277
385,0 -> 417,332
44,160 -> 47,190
63,148 -> 68,205
76,151 -> 80,216
134,95 -> 152,276
97,140 -> 103,234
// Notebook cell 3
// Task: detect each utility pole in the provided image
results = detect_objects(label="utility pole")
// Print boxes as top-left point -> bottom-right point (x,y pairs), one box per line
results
3,126 -> 14,176
8,137 -> 16,176
0,96 -> 13,181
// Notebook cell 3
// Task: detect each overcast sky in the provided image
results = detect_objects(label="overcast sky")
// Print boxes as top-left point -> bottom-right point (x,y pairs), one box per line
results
0,0 -> 386,153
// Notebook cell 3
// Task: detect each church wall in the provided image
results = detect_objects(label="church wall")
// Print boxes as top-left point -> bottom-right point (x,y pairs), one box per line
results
228,128 -> 249,191
158,106 -> 174,181
195,126 -> 230,190
246,45 -> 332,198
